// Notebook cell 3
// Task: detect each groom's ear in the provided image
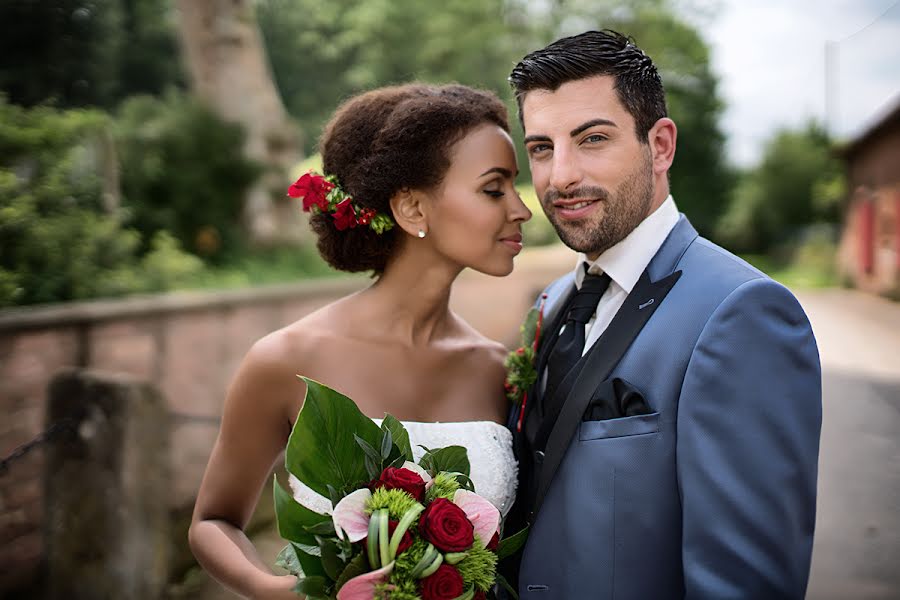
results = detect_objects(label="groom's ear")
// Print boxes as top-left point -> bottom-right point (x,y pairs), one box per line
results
648,117 -> 677,175
390,187 -> 428,237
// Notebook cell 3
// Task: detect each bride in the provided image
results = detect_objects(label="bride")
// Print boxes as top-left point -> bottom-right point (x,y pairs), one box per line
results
189,83 -> 531,599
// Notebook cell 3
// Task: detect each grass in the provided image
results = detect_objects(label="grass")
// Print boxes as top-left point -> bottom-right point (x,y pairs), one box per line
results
740,253 -> 838,289
190,244 -> 341,291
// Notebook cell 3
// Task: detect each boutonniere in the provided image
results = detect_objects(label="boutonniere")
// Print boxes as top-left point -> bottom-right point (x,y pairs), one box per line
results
504,294 -> 548,432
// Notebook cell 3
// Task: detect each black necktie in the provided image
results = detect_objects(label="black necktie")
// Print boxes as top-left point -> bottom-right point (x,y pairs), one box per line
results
543,268 -> 611,414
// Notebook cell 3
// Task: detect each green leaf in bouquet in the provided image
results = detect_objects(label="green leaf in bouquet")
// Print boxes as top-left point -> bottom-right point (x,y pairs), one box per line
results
380,427 -> 393,460
354,433 -> 382,464
275,543 -> 304,577
288,377 -> 383,497
334,552 -> 368,590
496,573 -> 519,600
381,414 -> 413,462
497,525 -> 530,561
364,455 -> 379,480
318,536 -> 346,581
275,540 -> 327,582
418,445 -> 471,478
273,475 -> 331,547
447,471 -> 475,492
327,484 -> 342,508
293,575 -> 330,599
304,520 -> 340,536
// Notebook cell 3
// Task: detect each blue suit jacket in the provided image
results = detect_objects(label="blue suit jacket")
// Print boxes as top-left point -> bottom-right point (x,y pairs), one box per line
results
510,216 -> 821,599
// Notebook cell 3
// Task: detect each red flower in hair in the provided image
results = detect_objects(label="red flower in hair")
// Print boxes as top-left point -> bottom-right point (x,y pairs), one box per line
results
287,172 -> 334,212
332,198 -> 358,230
358,207 -> 376,226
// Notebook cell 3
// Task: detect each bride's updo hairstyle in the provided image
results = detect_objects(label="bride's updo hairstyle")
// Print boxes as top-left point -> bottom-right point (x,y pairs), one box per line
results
312,83 -> 509,273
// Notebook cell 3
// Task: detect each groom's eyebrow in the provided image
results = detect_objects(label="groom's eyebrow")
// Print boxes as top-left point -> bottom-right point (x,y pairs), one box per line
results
523,118 -> 619,144
570,118 -> 617,137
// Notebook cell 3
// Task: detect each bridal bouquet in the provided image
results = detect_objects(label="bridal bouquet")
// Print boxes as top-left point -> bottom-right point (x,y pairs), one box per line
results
274,378 -> 527,600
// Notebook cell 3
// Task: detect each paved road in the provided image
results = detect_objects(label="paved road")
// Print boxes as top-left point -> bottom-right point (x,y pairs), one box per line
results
193,246 -> 900,599
799,289 -> 900,600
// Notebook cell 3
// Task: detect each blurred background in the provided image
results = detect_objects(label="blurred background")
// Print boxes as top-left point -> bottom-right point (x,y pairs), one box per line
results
0,0 -> 898,598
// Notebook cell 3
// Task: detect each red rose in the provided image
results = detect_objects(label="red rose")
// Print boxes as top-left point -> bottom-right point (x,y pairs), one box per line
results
369,467 -> 426,502
331,198 -> 358,230
419,498 -> 474,552
473,592 -> 487,600
420,564 -> 464,600
287,173 -> 333,212
486,531 -> 499,552
360,519 -> 413,557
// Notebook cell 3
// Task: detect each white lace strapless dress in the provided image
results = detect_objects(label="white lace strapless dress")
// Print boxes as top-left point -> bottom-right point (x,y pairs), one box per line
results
289,420 -> 518,517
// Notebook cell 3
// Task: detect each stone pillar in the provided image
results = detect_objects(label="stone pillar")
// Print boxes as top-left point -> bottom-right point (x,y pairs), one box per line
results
44,369 -> 171,600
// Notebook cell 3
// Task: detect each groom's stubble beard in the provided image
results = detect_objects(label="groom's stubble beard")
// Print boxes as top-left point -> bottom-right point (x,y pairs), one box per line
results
541,149 -> 655,257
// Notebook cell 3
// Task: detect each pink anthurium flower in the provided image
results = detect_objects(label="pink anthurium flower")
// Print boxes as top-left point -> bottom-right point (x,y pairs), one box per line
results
332,488 -> 372,542
401,461 -> 433,488
336,561 -> 395,600
453,489 -> 500,548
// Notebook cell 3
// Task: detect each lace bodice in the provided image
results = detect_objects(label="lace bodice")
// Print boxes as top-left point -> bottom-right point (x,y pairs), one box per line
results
288,420 -> 517,517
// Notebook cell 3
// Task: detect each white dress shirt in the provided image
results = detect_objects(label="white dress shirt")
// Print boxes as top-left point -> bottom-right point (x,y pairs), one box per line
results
572,195 -> 680,356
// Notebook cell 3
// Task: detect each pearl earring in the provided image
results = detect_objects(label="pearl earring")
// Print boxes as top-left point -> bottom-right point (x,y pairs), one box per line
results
418,229 -> 426,238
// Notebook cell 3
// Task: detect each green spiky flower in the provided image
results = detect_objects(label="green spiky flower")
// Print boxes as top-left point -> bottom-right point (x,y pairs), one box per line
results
457,536 -> 498,591
426,471 -> 460,502
365,487 -> 421,520
376,579 -> 419,599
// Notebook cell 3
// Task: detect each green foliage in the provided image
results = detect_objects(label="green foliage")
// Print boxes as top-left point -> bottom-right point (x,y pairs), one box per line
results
717,122 -> 844,253
258,0 -> 533,154
287,377 -> 384,498
115,92 -> 261,262
0,0 -> 183,109
0,97 -> 202,307
260,0 -> 732,240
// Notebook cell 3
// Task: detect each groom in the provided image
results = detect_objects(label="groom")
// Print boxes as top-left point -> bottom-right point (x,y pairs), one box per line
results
504,30 -> 822,598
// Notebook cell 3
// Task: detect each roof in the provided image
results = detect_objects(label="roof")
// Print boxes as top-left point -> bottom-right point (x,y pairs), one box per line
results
839,93 -> 900,159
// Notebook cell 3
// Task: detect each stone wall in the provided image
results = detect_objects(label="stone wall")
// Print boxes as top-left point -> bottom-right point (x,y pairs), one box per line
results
0,248 -> 572,594
0,278 -> 364,592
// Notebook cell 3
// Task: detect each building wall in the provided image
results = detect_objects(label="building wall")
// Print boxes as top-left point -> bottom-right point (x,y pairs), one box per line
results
837,116 -> 900,297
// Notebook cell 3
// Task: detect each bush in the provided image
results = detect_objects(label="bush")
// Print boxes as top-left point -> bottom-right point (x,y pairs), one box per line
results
0,96 -> 203,307
115,92 -> 261,263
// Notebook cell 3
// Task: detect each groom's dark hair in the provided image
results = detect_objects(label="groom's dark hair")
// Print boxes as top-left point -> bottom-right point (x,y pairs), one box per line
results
509,29 -> 667,143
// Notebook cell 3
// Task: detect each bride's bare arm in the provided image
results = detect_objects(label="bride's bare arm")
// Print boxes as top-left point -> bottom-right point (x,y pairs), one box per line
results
189,335 -> 305,599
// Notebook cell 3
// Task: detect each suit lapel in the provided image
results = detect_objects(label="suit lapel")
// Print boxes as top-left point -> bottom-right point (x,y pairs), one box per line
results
531,268 -> 682,519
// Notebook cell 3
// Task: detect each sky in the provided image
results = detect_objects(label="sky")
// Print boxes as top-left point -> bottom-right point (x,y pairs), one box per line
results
687,0 -> 900,167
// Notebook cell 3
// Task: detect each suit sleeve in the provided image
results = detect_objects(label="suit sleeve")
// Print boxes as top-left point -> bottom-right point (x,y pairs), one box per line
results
677,277 -> 822,599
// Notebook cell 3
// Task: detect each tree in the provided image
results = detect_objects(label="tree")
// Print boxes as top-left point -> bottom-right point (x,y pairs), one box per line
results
0,0 -> 184,109
257,0 -> 533,154
257,0 -> 731,238
716,122 -> 842,253
174,0 -> 304,244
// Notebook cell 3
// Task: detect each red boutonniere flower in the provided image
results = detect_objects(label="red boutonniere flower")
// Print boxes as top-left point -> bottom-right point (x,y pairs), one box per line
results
504,293 -> 548,432
287,172 -> 334,212
331,197 -> 358,230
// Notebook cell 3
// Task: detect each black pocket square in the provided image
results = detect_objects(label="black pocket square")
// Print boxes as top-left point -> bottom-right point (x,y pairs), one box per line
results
583,377 -> 652,421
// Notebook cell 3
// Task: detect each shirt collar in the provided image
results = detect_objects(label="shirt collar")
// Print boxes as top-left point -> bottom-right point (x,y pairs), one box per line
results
574,195 -> 680,293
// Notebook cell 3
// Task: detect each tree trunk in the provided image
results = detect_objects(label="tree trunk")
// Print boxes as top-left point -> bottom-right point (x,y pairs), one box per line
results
174,0 -> 305,244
